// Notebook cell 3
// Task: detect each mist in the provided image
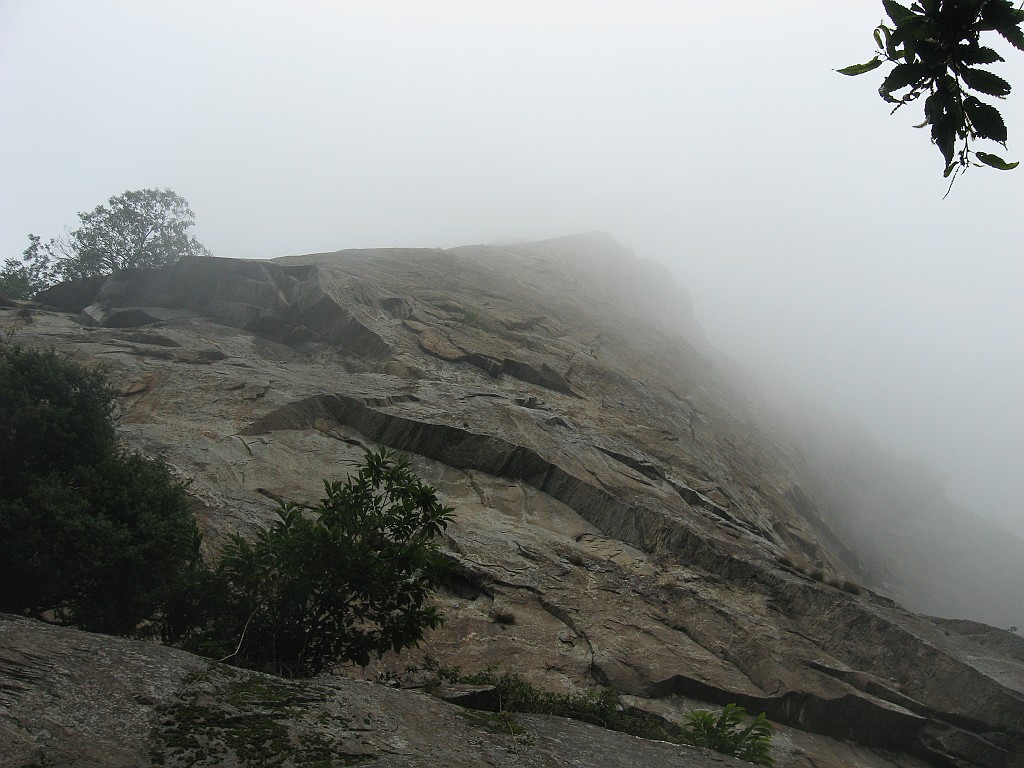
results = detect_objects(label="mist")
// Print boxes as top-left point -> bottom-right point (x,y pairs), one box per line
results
2,0 -> 1022,554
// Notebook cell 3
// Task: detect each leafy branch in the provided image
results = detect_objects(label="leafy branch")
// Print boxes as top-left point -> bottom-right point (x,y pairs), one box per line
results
839,0 -> 1023,191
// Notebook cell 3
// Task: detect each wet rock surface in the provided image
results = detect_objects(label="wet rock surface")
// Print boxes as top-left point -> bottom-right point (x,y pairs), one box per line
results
6,232 -> 1023,767
0,614 -> 752,768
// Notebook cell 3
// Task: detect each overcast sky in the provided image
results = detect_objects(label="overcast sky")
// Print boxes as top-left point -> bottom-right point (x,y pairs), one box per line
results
2,1 -> 1022,537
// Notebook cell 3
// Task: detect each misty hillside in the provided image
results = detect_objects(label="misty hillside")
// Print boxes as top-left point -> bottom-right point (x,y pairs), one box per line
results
5,232 -> 1024,768
793,420 -> 1024,629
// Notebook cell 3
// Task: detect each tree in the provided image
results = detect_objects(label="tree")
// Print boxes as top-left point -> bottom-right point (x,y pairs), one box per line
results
840,0 -> 1024,188
0,339 -> 203,636
0,235 -> 61,300
60,188 -> 212,279
191,449 -> 454,678
0,188 -> 211,299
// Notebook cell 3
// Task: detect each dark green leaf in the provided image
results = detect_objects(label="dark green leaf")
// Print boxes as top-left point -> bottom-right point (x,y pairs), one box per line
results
980,0 -> 1020,29
943,161 -> 958,178
880,62 -> 930,93
837,58 -> 883,76
924,90 -> 948,123
894,14 -> 931,41
914,39 -> 943,65
903,37 -> 916,64
959,45 -> 1004,65
998,25 -> 1024,51
963,96 -> 1007,142
931,117 -> 957,166
882,25 -> 901,59
883,0 -> 916,25
874,27 -> 885,49
889,22 -> 922,63
960,67 -> 1012,97
976,152 -> 1019,169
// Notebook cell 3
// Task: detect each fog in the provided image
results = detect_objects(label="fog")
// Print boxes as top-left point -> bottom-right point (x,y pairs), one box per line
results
2,1 -> 1022,547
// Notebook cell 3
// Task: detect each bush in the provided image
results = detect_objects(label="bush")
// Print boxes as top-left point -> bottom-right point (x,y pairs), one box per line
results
0,340 -> 452,666
192,449 -> 454,677
489,607 -> 517,625
0,340 -> 117,497
680,703 -> 774,766
839,579 -> 864,595
0,339 -> 202,636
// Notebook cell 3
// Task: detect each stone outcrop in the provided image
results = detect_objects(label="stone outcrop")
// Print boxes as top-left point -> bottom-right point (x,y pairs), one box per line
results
6,232 -> 1023,767
0,614 -> 752,768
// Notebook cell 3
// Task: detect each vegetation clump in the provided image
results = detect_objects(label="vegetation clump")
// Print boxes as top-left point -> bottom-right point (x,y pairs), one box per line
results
419,661 -> 774,765
0,338 -> 202,636
189,449 -> 454,677
423,662 -> 671,741
0,188 -> 211,299
680,703 -> 774,766
488,607 -> 517,625
837,579 -> 865,595
840,0 -> 1024,187
1,339 -> 453,677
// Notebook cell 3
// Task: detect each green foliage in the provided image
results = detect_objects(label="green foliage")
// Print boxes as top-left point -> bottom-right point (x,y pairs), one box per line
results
0,340 -> 117,497
423,662 -> 673,741
458,307 -> 483,329
420,662 -> 774,764
0,235 -> 61,299
0,351 -> 453,673
459,668 -> 621,726
681,703 -> 775,766
840,0 -> 1023,188
61,188 -> 212,279
0,345 -> 464,684
0,188 -> 210,299
193,449 -> 454,677
0,339 -> 202,636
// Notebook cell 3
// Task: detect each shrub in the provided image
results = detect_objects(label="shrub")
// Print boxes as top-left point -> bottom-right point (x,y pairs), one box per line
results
840,580 -> 864,595
489,608 -> 517,625
680,703 -> 774,766
0,339 -> 202,636
0,340 -> 117,497
193,449 -> 454,677
0,340 -> 453,665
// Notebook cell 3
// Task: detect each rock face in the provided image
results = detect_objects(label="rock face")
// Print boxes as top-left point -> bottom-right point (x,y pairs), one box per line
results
0,614 -> 750,768
6,232 -> 1024,767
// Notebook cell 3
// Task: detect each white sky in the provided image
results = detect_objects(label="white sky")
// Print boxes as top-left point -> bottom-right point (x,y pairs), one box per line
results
2,1 -> 1022,536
